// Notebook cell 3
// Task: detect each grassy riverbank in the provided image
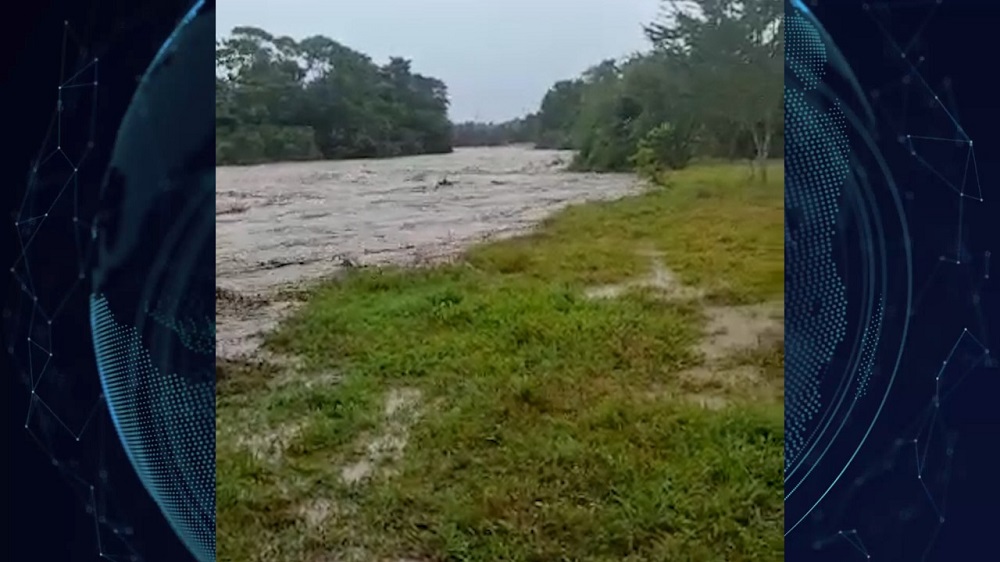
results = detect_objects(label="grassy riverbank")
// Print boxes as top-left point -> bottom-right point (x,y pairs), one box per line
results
216,161 -> 784,562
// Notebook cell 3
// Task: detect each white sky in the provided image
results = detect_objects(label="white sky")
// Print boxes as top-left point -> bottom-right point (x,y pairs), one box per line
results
217,0 -> 662,122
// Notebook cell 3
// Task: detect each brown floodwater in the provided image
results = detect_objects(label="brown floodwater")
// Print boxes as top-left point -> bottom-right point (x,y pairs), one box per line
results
215,145 -> 642,359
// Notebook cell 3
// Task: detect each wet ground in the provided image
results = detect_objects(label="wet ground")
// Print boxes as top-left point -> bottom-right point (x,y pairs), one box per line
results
216,146 -> 643,360
217,150 -> 783,560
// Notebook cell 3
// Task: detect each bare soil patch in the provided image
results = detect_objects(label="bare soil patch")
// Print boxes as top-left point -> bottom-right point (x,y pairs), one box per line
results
585,251 -> 783,409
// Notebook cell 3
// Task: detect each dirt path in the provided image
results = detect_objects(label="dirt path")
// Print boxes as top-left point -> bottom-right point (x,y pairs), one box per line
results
216,146 -> 643,360
585,249 -> 784,409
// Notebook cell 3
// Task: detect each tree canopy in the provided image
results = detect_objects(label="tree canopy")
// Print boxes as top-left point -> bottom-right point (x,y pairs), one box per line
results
458,0 -> 784,177
216,27 -> 453,165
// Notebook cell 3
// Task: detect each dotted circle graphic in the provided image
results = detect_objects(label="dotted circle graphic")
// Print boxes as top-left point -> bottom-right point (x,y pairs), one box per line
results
783,1 -> 915,545
786,1 -> 994,558
786,10 -> 828,90
784,13 -> 852,469
92,295 -> 215,561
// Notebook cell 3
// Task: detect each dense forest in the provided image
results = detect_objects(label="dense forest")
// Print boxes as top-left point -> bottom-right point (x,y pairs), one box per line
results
216,0 -> 783,177
216,27 -> 453,165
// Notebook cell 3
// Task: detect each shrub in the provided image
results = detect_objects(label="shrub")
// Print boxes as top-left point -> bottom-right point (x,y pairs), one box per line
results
630,122 -> 695,179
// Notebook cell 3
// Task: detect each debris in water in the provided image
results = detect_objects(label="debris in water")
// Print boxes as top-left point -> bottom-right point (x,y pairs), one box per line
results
338,255 -> 359,268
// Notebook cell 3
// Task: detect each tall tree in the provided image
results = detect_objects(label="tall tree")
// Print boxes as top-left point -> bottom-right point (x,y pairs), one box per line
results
646,0 -> 783,178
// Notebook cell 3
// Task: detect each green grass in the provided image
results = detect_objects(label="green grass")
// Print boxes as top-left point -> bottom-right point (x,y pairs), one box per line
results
216,161 -> 785,562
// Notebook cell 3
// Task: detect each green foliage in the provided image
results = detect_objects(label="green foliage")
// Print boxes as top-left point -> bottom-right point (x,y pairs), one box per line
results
535,78 -> 587,149
216,27 -> 453,165
530,0 -> 783,177
215,125 -> 321,165
632,122 -> 696,179
645,0 -> 784,168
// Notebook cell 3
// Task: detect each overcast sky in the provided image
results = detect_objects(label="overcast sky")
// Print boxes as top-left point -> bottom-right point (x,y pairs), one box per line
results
217,0 -> 662,122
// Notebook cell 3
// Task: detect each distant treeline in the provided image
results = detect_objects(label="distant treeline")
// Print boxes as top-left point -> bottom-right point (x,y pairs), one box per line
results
452,117 -> 539,147
454,0 -> 784,178
216,27 -> 453,165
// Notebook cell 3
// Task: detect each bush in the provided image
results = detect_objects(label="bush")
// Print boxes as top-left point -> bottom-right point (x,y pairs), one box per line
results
630,122 -> 695,179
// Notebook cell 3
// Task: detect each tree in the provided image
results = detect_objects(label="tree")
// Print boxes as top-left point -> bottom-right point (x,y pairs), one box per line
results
646,0 -> 783,179
535,79 -> 586,149
523,0 -> 782,176
215,28 -> 454,165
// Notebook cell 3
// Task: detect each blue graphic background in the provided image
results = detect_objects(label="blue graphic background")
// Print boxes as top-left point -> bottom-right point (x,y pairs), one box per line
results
785,1 -> 999,559
3,1 -> 215,560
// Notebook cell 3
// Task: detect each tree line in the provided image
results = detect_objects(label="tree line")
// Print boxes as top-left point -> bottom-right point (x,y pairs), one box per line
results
452,116 -> 538,147
217,0 -> 783,179
216,27 -> 453,165
458,0 -> 784,178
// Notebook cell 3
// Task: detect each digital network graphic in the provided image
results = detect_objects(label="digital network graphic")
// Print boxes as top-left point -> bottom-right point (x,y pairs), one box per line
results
785,0 -> 998,560
4,1 -> 215,561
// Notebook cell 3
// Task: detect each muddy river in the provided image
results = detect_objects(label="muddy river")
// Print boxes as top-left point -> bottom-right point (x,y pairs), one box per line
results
216,146 -> 642,359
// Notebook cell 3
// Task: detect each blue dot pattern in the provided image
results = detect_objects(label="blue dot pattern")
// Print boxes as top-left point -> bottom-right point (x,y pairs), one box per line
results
785,12 -> 851,473
855,297 -> 884,399
786,11 -> 827,89
90,294 -> 215,562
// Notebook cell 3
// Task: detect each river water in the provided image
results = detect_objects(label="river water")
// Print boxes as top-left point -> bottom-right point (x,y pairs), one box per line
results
216,145 -> 642,359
